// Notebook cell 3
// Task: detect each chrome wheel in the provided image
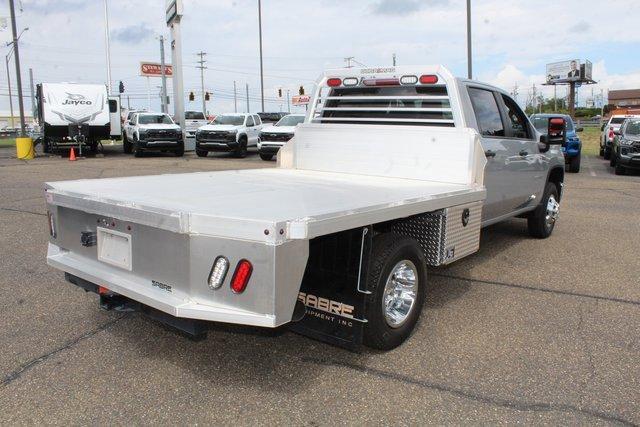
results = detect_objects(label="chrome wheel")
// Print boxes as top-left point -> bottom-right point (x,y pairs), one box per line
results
382,260 -> 418,328
545,194 -> 560,230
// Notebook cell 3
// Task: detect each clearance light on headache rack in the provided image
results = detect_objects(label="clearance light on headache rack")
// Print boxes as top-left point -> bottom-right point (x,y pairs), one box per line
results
362,77 -> 400,86
342,77 -> 358,86
326,78 -> 342,87
419,74 -> 439,84
230,259 -> 253,294
400,75 -> 418,85
208,256 -> 230,290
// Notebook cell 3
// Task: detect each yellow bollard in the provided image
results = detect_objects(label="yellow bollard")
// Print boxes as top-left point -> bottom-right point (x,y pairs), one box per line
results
16,137 -> 35,160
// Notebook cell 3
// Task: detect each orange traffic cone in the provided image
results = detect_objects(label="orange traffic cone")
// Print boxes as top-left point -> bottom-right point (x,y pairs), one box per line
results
69,147 -> 77,161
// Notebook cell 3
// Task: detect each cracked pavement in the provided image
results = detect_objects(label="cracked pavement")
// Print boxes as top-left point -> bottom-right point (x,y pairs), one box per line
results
0,145 -> 638,424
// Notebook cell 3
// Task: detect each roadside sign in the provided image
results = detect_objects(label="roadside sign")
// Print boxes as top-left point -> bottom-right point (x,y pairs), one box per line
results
140,62 -> 173,77
166,0 -> 183,25
292,95 -> 310,105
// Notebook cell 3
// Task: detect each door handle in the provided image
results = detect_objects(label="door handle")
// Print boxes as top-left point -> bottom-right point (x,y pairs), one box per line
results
519,150 -> 528,157
484,150 -> 496,158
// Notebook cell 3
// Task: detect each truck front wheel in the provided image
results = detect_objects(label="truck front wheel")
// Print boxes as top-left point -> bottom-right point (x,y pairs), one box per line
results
363,233 -> 427,350
527,182 -> 559,239
234,138 -> 248,158
123,133 -> 132,154
568,154 -> 581,173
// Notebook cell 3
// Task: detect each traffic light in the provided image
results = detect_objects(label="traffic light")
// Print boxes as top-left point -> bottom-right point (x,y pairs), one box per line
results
278,88 -> 282,98
189,91 -> 195,101
299,86 -> 305,96
205,92 -> 210,101
118,81 -> 124,93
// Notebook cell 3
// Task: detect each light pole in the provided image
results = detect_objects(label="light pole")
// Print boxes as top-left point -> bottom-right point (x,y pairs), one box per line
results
7,0 -> 27,136
103,0 -> 112,94
257,0 -> 265,112
466,0 -> 472,79
4,27 -> 29,128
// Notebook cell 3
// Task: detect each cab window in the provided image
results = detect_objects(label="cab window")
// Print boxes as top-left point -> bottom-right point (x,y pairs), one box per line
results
468,87 -> 504,137
245,115 -> 255,127
500,94 -> 531,139
253,115 -> 261,125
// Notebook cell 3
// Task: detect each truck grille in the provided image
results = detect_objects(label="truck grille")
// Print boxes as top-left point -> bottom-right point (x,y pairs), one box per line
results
312,84 -> 454,127
198,131 -> 235,142
260,132 -> 294,142
146,130 -> 177,140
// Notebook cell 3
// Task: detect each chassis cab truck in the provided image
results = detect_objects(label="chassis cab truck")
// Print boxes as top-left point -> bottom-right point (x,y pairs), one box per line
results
45,66 -> 566,350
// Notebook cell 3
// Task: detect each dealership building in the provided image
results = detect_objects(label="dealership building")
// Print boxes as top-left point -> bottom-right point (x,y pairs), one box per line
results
608,89 -> 640,108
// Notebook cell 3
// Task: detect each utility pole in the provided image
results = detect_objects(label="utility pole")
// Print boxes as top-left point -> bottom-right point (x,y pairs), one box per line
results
8,0 -> 26,136
245,83 -> 250,113
29,68 -> 35,119
392,53 -> 396,66
5,54 -> 14,129
466,0 -> 472,79
287,89 -> 290,113
103,0 -> 112,94
257,0 -> 265,112
553,85 -> 557,112
159,35 -> 168,114
196,51 -> 207,114
127,95 -> 131,110
233,80 -> 238,113
168,1 -> 185,133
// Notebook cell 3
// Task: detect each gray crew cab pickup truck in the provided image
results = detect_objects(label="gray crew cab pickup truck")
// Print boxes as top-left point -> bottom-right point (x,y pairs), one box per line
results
45,66 -> 566,351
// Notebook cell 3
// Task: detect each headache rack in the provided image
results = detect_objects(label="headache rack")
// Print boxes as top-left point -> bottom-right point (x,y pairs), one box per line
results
309,66 -> 458,127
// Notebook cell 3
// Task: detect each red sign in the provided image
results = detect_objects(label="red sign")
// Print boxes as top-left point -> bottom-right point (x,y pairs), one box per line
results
140,62 -> 174,77
292,95 -> 310,105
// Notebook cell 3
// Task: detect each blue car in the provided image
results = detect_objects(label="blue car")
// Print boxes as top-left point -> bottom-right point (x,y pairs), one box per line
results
530,114 -> 583,173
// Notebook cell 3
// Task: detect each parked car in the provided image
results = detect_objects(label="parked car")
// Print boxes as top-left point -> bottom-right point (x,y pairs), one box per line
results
610,118 -> 640,175
257,112 -> 287,123
258,113 -> 305,160
123,112 -> 183,157
600,115 -> 639,159
184,111 -> 209,139
531,113 -> 582,173
195,113 -> 263,158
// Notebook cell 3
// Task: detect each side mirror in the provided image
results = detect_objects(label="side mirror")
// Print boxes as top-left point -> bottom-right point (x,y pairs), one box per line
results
576,127 -> 584,132
540,117 -> 566,145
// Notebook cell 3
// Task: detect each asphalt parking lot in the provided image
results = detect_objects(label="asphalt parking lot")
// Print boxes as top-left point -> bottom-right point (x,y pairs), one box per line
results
0,144 -> 639,425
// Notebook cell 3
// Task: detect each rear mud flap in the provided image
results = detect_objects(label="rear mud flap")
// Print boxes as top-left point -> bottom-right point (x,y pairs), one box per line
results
289,227 -> 372,351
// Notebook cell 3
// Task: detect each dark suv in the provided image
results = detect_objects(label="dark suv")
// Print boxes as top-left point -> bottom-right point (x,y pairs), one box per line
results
610,118 -> 640,175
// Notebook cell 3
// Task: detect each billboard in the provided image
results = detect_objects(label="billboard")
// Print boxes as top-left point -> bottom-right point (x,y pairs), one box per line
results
582,60 -> 592,81
140,62 -> 173,77
546,60 -> 581,83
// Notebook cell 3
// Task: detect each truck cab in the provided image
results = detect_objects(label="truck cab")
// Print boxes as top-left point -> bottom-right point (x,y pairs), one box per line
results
123,112 -> 183,157
309,67 -> 565,228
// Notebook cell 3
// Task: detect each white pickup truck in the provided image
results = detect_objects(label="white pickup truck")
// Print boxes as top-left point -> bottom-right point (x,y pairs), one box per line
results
45,66 -> 566,350
195,113 -> 263,158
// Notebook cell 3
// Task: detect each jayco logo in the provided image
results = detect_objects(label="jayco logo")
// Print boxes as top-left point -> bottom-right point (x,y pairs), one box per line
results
62,93 -> 92,106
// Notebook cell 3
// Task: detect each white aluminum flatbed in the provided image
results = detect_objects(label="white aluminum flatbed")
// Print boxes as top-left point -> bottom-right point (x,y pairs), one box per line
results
46,168 -> 485,245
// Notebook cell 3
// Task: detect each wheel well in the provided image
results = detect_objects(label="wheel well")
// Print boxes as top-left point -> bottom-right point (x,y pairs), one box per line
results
548,167 -> 564,201
238,134 -> 247,141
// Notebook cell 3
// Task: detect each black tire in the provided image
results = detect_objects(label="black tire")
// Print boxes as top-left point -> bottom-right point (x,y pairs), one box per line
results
42,138 -> 51,154
603,148 -> 611,160
234,138 -> 248,158
174,143 -> 184,157
614,163 -> 626,175
609,152 -> 616,167
599,147 -> 604,157
259,153 -> 273,161
363,233 -> 427,351
89,140 -> 98,154
133,138 -> 143,158
123,133 -> 132,154
527,182 -> 559,239
196,148 -> 208,157
568,154 -> 581,173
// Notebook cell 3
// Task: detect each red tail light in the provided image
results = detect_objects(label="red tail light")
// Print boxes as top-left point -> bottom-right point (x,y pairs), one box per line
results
230,259 -> 253,293
327,78 -> 342,87
419,74 -> 439,84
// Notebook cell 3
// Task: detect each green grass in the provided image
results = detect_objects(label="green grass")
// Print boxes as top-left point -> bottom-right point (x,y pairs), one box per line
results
0,138 -> 16,147
580,126 -> 600,157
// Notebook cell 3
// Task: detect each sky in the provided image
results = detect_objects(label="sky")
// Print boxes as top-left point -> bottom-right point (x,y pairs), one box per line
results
1,0 -> 640,116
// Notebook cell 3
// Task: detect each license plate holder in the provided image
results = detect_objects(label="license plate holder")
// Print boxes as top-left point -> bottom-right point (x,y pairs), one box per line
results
97,227 -> 132,271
